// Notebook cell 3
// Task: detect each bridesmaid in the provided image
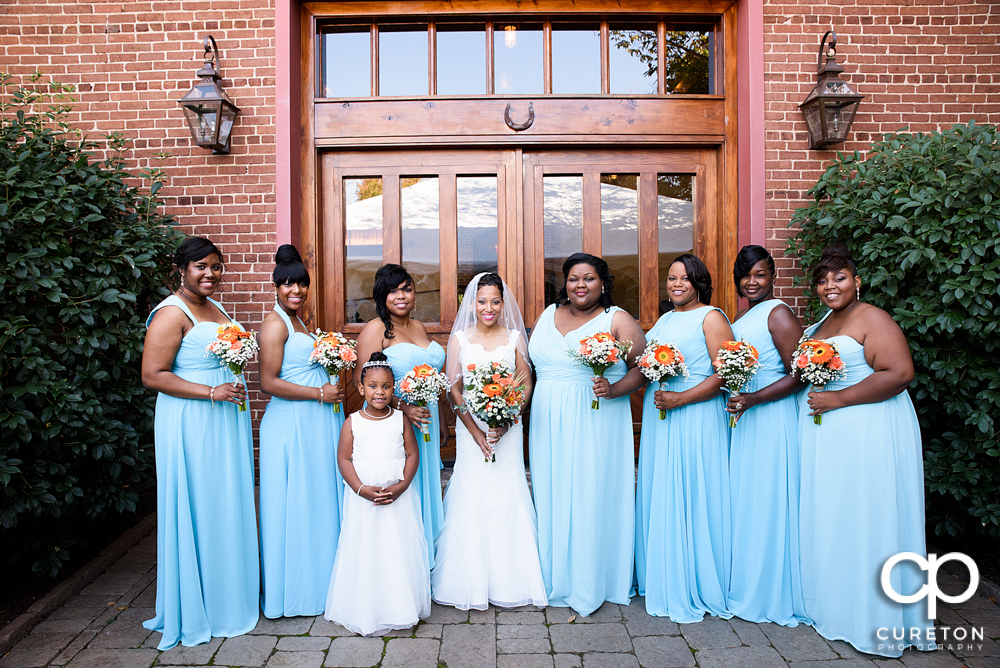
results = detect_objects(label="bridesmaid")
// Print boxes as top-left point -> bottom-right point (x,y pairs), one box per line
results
799,246 -> 933,656
140,237 -> 258,649
528,253 -> 647,616
635,253 -> 733,622
724,245 -> 809,626
258,245 -> 346,618
355,264 -> 447,569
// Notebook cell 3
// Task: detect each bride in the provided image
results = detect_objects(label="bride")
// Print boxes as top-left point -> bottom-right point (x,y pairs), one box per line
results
431,272 -> 548,610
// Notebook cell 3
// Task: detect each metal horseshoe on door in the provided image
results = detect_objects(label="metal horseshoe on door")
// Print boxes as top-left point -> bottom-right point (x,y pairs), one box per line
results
504,102 -> 534,132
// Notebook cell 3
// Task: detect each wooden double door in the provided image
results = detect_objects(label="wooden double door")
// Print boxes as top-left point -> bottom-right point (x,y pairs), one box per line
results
317,145 -> 724,339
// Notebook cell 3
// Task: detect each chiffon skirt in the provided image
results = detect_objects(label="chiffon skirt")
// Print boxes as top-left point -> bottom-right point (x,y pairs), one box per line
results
799,390 -> 934,656
259,396 -> 344,618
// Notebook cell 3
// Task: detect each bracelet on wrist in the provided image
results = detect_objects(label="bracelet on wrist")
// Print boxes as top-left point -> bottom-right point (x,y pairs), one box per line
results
209,385 -> 216,406
319,385 -> 324,404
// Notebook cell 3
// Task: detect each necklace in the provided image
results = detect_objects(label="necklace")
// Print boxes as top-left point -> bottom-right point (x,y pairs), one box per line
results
362,406 -> 393,420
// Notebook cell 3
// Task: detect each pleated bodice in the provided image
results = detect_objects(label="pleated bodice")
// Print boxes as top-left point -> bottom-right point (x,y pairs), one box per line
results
646,305 -> 723,386
529,305 -> 627,385
732,300 -> 788,390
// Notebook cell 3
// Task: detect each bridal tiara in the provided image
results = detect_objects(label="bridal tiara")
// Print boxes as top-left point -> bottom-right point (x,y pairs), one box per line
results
362,359 -> 392,370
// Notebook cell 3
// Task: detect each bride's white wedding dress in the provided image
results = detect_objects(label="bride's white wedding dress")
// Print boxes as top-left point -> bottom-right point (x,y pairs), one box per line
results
431,329 -> 548,610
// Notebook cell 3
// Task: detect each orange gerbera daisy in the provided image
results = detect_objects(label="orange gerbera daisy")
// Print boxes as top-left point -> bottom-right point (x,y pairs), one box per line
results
810,344 -> 834,364
413,364 -> 435,377
483,383 -> 504,397
654,345 -> 676,365
721,340 -> 743,352
592,332 -> 614,343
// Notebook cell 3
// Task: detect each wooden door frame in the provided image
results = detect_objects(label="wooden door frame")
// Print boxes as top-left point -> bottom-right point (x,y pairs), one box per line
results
297,0 -> 740,328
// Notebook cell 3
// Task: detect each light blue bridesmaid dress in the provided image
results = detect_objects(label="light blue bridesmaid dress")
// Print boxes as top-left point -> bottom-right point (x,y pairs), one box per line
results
383,340 -> 447,570
528,304 -> 634,616
798,313 -> 934,657
635,305 -> 731,623
258,305 -> 345,618
142,295 -> 259,650
727,299 -> 810,626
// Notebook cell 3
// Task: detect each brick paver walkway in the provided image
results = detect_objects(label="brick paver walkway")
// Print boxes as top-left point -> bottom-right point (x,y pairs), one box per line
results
1,529 -> 997,668
2,471 -> 998,668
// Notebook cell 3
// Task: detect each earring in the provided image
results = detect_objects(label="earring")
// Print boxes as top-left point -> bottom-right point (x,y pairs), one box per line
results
856,286 -> 861,301
697,291 -> 701,303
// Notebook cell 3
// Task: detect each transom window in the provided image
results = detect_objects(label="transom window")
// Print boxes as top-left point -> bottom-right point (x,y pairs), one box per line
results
319,19 -> 716,98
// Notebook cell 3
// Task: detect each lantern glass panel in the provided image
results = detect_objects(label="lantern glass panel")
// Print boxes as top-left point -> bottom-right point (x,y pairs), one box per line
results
181,100 -> 222,145
801,99 -> 823,144
218,105 -> 237,147
822,99 -> 859,142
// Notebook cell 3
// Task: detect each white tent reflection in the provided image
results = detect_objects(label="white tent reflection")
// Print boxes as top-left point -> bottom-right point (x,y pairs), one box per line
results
344,177 -> 692,323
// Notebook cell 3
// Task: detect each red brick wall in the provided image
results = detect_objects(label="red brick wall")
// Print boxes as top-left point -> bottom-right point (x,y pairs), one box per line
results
762,0 -> 1000,312
0,0 -> 279,422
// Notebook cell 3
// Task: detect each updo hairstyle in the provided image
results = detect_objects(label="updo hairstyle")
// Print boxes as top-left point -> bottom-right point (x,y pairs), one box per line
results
477,273 -> 505,299
272,244 -> 311,287
174,237 -> 223,270
360,350 -> 393,383
556,253 -> 616,312
810,245 -> 858,286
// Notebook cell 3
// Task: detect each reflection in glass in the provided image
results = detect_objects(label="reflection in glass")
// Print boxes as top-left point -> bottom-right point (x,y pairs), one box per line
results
552,25 -> 601,94
457,176 -> 498,299
600,175 -> 639,319
345,178 -> 382,323
494,24 -> 543,94
401,177 -> 441,322
657,175 -> 695,314
543,176 -> 583,307
322,27 -> 370,98
438,26 -> 486,95
663,28 -> 711,94
609,26 -> 658,95
380,25 -> 428,96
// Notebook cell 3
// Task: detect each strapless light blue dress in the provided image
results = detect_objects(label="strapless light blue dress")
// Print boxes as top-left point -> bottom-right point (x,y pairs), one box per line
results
798,312 -> 934,656
259,305 -> 345,618
383,340 -> 447,570
528,305 -> 634,616
635,306 -> 731,622
142,295 -> 259,650
727,299 -> 810,626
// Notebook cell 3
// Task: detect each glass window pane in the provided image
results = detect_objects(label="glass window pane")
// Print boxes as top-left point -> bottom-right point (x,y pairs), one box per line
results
345,177 -> 382,323
438,25 -> 486,95
609,26 -> 658,95
600,174 -> 639,320
552,24 -> 601,94
494,23 -> 543,94
380,25 -> 428,96
457,176 -> 498,300
543,176 -> 583,307
663,27 -> 711,94
322,27 -> 370,98
401,177 -> 440,322
657,175 -> 695,315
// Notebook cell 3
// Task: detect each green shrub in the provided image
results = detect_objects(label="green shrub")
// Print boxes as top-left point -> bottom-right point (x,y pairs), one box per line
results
787,121 -> 1000,540
0,74 -> 181,576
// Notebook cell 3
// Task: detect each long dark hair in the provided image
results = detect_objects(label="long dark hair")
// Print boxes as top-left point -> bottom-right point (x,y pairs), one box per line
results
556,253 -> 615,312
811,245 -> 858,286
732,244 -> 775,298
272,244 -> 310,287
672,253 -> 713,305
373,264 -> 414,339
174,236 -> 223,270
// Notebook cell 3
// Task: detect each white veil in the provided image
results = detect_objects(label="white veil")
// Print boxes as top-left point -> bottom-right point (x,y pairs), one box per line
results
445,272 -> 531,393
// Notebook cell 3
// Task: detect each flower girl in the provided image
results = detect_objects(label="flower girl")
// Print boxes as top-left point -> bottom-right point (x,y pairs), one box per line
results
324,351 -> 431,635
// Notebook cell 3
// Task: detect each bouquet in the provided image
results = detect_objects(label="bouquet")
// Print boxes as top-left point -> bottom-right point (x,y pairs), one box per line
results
463,361 -> 528,462
396,363 -> 450,441
713,340 -> 762,427
791,337 -> 846,425
308,330 -> 357,413
636,340 -> 689,420
567,332 -> 633,409
205,323 -> 259,412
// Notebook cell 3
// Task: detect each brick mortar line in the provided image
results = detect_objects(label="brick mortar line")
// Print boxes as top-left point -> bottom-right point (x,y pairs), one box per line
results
0,512 -> 157,656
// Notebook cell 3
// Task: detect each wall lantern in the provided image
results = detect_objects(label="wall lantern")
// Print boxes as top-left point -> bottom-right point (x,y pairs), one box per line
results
799,31 -> 864,150
178,36 -> 240,155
